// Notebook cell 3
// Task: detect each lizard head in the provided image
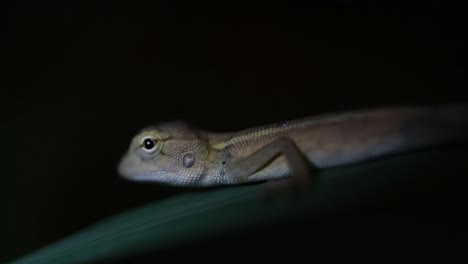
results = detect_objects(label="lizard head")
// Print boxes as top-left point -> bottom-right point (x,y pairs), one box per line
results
117,121 -> 210,186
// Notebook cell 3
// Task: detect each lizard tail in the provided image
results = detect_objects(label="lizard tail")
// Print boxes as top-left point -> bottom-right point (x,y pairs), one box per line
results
401,103 -> 468,150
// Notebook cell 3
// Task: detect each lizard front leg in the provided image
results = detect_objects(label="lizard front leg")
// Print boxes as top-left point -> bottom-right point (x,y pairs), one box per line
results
225,137 -> 318,190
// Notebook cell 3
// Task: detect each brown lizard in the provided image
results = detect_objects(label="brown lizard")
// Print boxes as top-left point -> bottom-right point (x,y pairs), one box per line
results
117,104 -> 468,188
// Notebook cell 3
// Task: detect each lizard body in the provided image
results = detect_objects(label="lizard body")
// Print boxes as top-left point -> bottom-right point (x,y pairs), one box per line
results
118,104 -> 468,187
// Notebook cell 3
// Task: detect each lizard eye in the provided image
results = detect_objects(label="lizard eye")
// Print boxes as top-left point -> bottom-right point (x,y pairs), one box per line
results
142,137 -> 157,153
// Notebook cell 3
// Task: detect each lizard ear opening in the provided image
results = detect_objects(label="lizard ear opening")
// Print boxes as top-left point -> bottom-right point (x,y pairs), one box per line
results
183,153 -> 196,168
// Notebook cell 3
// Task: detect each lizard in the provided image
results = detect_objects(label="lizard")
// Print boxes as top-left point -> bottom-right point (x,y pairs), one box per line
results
117,104 -> 468,188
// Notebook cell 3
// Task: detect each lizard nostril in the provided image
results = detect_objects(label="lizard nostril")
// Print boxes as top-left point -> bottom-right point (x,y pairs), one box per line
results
183,153 -> 196,168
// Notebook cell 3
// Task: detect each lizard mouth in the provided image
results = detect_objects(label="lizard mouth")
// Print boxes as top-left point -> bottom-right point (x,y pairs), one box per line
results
117,156 -> 176,184
117,156 -> 143,181
117,153 -> 200,186
118,164 -> 165,182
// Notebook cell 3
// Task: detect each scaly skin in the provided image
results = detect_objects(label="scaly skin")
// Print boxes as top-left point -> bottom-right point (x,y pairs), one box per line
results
117,104 -> 468,187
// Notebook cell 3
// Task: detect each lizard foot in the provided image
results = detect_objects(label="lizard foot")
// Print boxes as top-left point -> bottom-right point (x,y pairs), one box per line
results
259,172 -> 316,202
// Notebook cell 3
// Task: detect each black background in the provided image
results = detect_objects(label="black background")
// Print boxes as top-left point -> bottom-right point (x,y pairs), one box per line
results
5,1 -> 467,262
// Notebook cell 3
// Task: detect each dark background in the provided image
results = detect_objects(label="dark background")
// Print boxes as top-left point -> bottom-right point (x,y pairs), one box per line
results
5,1 -> 467,262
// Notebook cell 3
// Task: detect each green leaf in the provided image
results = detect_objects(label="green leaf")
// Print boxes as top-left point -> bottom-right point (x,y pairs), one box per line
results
9,146 -> 467,264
